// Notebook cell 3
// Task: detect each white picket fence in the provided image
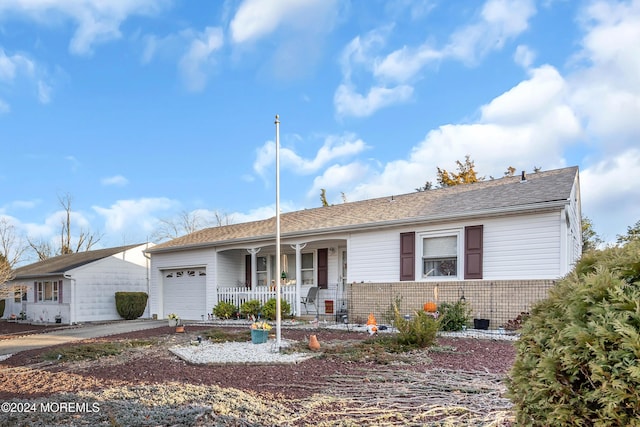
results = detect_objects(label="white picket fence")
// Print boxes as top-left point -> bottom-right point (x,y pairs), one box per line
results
217,286 -> 298,314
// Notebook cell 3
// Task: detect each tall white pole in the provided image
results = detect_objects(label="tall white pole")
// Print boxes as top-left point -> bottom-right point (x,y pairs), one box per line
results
275,114 -> 282,349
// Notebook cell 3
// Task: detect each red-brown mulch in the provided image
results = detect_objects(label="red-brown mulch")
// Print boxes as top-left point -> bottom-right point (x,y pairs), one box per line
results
0,321 -> 516,402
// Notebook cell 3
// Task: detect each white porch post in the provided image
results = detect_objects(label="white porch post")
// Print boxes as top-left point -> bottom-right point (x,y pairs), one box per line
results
291,243 -> 306,316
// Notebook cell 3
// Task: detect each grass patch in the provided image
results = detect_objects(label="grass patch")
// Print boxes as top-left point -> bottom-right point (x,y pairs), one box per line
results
201,328 -> 251,343
41,339 -> 156,362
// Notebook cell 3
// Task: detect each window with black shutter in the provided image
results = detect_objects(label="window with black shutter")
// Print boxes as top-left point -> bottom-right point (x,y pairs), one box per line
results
400,232 -> 415,281
464,225 -> 483,279
317,248 -> 328,289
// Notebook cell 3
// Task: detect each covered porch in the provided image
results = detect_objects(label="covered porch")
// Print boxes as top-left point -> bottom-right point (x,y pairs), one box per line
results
214,238 -> 347,317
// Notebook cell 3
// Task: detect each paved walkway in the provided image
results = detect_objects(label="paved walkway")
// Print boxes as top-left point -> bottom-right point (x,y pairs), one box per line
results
0,319 -> 167,356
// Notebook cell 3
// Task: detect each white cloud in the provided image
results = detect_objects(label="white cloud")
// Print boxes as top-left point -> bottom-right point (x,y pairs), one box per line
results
253,133 -> 368,177
101,175 -> 129,187
0,48 -> 55,106
93,197 -> 178,235
373,43 -> 442,83
178,27 -> 224,92
480,65 -> 575,127
334,0 -> 536,118
230,0 -> 337,45
37,80 -> 52,104
445,0 -> 536,64
22,208 -> 92,244
0,0 -> 168,56
580,148 -> 640,243
306,162 -> 370,200
334,83 -> 413,118
339,28 -> 391,81
568,0 -> 640,151
514,44 -> 535,68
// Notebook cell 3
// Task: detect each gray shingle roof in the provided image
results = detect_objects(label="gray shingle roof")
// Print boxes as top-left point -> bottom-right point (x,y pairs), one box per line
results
13,244 -> 145,279
149,166 -> 578,252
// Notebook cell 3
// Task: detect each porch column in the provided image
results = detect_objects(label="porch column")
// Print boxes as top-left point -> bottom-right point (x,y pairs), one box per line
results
247,248 -> 260,289
291,243 -> 306,316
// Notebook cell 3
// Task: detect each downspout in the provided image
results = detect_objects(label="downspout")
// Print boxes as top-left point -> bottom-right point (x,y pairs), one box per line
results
143,243 -> 151,319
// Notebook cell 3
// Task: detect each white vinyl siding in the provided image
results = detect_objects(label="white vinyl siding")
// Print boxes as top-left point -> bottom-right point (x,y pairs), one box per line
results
483,212 -> 561,279
71,255 -> 149,322
347,210 -> 563,283
348,229 -> 400,282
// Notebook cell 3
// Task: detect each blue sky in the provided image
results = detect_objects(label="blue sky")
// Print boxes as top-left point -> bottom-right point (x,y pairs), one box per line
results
1,0 -> 639,263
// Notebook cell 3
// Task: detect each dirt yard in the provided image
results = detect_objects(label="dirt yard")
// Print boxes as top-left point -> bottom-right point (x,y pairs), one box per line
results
0,321 -> 517,426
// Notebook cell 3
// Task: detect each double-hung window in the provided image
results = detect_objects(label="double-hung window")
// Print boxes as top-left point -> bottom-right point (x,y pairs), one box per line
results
422,234 -> 459,277
256,256 -> 268,286
37,280 -> 59,302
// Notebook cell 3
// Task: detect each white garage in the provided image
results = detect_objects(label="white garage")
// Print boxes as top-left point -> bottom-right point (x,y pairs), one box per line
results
162,268 -> 207,321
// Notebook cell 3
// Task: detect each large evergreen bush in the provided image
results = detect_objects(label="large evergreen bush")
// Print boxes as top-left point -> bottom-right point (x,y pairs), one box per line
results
115,292 -> 148,320
508,240 -> 640,425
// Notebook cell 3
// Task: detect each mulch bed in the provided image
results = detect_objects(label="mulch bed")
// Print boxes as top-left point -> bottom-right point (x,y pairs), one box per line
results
0,321 -> 517,426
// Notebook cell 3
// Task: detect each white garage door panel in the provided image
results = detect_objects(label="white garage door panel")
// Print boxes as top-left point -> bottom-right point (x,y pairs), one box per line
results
163,269 -> 206,320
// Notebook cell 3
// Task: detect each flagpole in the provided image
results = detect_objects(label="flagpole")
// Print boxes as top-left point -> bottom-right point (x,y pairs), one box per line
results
275,114 -> 282,350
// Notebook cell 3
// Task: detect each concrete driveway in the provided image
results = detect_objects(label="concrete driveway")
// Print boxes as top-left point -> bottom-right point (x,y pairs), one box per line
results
0,319 -> 167,357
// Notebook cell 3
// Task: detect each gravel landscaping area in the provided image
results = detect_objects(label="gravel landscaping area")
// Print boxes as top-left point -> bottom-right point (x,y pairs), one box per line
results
0,320 -> 517,426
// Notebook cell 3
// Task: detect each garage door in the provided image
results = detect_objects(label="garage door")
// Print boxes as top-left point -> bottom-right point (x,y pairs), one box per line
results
163,268 -> 206,320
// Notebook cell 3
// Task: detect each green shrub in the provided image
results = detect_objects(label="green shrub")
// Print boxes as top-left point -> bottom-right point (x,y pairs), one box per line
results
239,299 -> 262,318
212,301 -> 237,319
261,298 -> 291,321
114,292 -> 148,320
393,306 -> 438,348
508,240 -> 640,425
438,300 -> 471,331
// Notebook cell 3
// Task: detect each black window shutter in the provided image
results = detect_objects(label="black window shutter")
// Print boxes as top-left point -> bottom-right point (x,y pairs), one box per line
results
464,225 -> 483,279
245,254 -> 252,289
58,280 -> 63,303
400,232 -> 415,281
34,281 -> 38,302
317,248 -> 328,289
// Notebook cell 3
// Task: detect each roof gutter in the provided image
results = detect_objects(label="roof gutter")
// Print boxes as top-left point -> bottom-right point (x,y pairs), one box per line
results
147,199 -> 569,254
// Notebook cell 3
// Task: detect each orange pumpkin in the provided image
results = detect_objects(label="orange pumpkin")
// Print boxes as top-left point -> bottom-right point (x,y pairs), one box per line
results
423,301 -> 437,312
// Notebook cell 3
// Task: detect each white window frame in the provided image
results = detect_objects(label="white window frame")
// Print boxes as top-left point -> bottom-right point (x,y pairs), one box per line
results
37,280 -> 59,302
419,229 -> 462,280
257,256 -> 268,286
300,252 -> 315,285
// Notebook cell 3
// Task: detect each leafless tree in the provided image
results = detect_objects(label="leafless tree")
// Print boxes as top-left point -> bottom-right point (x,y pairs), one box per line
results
58,194 -> 101,254
151,210 -> 233,242
0,217 -> 29,297
27,194 -> 102,260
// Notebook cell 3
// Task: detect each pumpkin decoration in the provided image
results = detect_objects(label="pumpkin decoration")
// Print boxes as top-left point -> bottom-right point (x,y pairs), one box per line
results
366,313 -> 377,325
366,313 -> 378,335
423,301 -> 438,313
308,334 -> 321,351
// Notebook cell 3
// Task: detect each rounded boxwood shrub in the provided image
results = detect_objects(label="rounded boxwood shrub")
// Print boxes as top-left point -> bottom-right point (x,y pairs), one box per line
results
115,292 -> 148,320
240,299 -> 262,318
212,301 -> 237,319
508,240 -> 640,425
261,298 -> 290,321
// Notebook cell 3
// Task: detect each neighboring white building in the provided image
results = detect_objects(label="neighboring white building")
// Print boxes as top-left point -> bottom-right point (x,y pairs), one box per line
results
3,243 -> 152,324
146,166 -> 582,326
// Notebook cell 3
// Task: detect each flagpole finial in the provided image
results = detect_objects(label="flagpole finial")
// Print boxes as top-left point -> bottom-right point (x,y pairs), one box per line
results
275,114 -> 279,123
